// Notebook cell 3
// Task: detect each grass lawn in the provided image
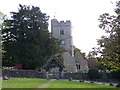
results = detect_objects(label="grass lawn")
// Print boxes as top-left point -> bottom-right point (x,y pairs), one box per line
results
2,78 -> 118,89
0,80 -> 2,89
2,78 -> 48,88
48,80 -> 117,88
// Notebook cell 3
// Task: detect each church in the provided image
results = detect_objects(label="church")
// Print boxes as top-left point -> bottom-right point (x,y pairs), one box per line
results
50,18 -> 89,73
43,19 -> 89,75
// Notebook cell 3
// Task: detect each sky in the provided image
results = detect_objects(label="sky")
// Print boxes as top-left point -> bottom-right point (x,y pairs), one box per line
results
0,0 -> 117,55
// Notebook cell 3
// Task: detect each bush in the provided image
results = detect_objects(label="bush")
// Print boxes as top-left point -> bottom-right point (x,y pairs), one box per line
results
111,70 -> 120,80
88,68 -> 101,80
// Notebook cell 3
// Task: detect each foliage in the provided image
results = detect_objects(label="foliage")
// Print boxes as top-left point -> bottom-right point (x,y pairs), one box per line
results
87,48 -> 98,59
14,64 -> 22,69
0,11 -> 5,66
95,62 -> 105,70
0,11 -> 6,25
2,4 -> 61,69
97,1 -> 120,70
88,68 -> 102,80
111,69 -> 120,79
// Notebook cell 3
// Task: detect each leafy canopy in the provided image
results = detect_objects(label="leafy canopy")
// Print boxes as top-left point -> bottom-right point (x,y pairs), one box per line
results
97,1 -> 120,71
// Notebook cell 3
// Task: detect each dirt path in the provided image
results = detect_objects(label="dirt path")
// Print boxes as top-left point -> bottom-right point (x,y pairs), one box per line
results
37,79 -> 55,89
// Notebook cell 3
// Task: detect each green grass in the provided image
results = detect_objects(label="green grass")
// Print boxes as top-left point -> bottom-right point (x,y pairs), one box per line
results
48,80 -> 116,88
2,78 -> 118,89
2,78 -> 49,88
0,80 -> 2,89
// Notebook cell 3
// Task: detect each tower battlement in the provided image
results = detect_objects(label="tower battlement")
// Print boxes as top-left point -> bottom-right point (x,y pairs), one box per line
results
51,19 -> 71,27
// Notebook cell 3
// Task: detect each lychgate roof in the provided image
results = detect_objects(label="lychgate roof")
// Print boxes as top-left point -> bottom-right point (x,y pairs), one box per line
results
43,54 -> 64,71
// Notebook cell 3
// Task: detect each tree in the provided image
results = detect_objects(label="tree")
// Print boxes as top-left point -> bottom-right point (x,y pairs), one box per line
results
0,11 -> 5,24
87,48 -> 98,59
2,4 -> 60,69
0,11 -> 5,64
88,68 -> 102,80
97,1 -> 120,70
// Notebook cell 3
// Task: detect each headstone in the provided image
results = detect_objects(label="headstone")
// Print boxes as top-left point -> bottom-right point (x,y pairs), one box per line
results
109,83 -> 114,86
3,75 -> 9,80
69,77 -> 72,81
116,82 -> 120,87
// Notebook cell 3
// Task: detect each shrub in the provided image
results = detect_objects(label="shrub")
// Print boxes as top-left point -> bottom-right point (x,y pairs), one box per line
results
88,68 -> 101,80
111,70 -> 120,80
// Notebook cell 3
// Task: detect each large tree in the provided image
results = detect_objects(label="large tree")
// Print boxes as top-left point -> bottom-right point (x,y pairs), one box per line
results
97,1 -> 120,70
2,4 -> 60,69
0,11 -> 5,64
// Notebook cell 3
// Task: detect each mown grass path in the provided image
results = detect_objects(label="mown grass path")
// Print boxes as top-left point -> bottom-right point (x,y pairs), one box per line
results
37,79 -> 55,89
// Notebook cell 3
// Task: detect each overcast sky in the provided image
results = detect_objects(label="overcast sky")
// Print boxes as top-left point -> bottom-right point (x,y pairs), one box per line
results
0,0 -> 117,54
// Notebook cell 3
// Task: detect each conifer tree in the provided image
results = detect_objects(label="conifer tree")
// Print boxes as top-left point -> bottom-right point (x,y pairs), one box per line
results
2,4 -> 60,69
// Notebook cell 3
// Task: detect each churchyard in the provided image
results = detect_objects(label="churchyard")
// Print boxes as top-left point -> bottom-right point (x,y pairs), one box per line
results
1,68 -> 120,89
1,78 -> 117,89
1,1 -> 120,90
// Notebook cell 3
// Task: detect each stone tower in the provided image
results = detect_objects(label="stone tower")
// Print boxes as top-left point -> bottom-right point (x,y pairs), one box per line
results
51,19 -> 74,57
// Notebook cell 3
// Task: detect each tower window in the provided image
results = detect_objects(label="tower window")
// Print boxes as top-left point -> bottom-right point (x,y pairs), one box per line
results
60,29 -> 64,35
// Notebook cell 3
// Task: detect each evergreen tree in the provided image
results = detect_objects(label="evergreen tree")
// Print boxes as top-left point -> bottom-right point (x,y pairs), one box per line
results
2,4 -> 60,69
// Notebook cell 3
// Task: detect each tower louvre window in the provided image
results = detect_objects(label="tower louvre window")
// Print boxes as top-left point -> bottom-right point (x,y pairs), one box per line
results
60,29 -> 64,35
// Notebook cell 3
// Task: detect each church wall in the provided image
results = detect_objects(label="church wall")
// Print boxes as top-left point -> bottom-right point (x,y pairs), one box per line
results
62,52 -> 77,73
74,50 -> 89,73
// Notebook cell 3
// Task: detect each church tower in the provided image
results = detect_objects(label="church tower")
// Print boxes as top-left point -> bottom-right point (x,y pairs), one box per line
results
51,19 -> 74,57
